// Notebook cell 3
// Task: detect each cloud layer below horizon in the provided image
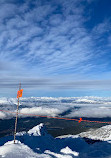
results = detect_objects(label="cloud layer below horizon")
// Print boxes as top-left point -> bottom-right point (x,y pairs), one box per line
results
0,96 -> 111,119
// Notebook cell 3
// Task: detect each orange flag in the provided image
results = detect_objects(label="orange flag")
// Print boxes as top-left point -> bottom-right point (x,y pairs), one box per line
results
17,89 -> 23,98
78,118 -> 82,123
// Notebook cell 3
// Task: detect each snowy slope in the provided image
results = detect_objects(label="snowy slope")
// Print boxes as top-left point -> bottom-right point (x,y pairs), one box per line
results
0,123 -> 79,158
0,124 -> 111,158
0,140 -> 49,158
79,125 -> 111,141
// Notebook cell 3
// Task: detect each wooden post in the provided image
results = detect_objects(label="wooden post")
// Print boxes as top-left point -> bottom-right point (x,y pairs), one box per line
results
14,83 -> 21,144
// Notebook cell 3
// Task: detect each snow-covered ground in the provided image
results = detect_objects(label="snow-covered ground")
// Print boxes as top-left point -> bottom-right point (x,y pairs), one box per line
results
0,96 -> 111,119
79,125 -> 111,141
0,123 -> 111,158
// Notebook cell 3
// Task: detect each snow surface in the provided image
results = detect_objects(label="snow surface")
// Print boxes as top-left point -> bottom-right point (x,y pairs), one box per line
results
0,123 -> 111,158
1,96 -> 111,119
79,125 -> 111,141
60,146 -> 79,156
0,140 -> 52,158
28,123 -> 48,136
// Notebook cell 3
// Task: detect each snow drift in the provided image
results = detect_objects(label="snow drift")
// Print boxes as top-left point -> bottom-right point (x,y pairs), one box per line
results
0,123 -> 111,158
79,125 -> 111,141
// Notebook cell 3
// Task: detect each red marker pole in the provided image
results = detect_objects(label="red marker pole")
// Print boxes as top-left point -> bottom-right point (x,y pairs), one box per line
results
14,83 -> 21,144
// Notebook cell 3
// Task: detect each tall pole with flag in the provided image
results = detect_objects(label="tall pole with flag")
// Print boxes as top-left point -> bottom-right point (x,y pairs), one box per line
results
14,83 -> 23,144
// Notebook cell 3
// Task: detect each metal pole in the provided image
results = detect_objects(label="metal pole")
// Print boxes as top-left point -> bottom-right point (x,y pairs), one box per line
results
14,83 -> 21,144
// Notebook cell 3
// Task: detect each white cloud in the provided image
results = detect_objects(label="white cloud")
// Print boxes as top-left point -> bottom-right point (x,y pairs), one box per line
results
0,111 -> 6,119
0,96 -> 111,119
92,20 -> 110,35
19,107 -> 61,117
0,0 -> 93,76
66,106 -> 111,118
0,3 -> 17,22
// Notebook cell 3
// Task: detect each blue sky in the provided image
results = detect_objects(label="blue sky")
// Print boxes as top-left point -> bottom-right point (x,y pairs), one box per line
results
0,0 -> 111,97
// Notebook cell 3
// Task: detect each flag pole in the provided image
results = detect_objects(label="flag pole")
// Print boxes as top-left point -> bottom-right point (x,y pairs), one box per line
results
14,83 -> 21,144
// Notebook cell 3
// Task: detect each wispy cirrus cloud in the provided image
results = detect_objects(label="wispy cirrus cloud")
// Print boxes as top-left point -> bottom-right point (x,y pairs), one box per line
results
0,0 -> 111,96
